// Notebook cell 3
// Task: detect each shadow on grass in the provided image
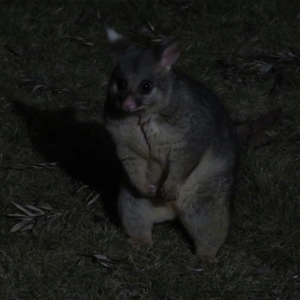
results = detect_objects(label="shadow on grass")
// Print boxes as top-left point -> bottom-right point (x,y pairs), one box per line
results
12,100 -> 122,222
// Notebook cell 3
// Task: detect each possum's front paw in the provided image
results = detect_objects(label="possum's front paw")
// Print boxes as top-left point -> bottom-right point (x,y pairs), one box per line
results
138,181 -> 157,198
160,178 -> 179,201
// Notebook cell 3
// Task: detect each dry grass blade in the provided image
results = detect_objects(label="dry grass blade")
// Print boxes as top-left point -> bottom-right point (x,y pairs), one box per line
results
1,162 -> 57,170
33,162 -> 57,169
61,35 -> 94,46
1,163 -> 31,170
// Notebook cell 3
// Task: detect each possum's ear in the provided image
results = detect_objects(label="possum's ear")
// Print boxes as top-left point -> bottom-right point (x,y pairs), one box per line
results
153,38 -> 182,69
106,27 -> 129,63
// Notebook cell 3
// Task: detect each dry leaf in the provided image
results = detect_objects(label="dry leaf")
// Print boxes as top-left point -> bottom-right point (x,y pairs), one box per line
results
147,20 -> 155,32
33,84 -> 46,93
7,213 -> 28,218
260,63 -> 273,74
10,218 -> 33,233
86,194 -> 100,207
8,202 -> 61,232
39,204 -> 53,211
77,253 -> 116,268
76,185 -> 89,194
11,202 -> 35,217
93,254 -> 112,261
25,205 -> 45,214
21,223 -> 35,232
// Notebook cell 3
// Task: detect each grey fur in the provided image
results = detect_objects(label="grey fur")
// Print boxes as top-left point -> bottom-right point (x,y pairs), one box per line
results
104,29 -> 236,263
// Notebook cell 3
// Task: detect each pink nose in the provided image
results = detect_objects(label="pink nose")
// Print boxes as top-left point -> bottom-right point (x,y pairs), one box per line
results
122,96 -> 136,111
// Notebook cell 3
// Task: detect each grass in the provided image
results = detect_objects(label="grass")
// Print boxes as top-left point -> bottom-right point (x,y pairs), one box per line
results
1,0 -> 300,299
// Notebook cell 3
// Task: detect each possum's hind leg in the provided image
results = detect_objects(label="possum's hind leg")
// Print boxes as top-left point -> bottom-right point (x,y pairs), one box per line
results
118,188 -> 176,247
178,173 -> 233,263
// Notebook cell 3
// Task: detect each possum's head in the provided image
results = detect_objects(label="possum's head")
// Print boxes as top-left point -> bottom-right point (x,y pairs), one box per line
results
105,28 -> 181,116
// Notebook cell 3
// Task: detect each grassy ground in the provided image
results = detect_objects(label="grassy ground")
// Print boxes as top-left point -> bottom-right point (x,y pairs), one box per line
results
1,0 -> 300,299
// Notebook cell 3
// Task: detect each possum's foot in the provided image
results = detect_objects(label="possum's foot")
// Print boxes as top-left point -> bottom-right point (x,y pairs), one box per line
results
196,253 -> 218,265
160,178 -> 179,201
128,236 -> 152,249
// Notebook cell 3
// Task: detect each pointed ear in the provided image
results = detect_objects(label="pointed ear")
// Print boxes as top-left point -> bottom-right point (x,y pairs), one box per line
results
105,27 -> 129,63
154,38 -> 182,69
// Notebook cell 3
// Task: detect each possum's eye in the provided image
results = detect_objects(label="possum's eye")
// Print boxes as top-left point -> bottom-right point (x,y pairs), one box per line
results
116,78 -> 127,91
139,80 -> 153,95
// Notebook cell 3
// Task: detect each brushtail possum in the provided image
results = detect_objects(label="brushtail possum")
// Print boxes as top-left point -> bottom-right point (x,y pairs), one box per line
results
104,28 -> 236,263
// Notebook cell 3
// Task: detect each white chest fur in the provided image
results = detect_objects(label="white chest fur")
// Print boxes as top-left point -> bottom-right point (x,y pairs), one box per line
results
108,114 -> 180,162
